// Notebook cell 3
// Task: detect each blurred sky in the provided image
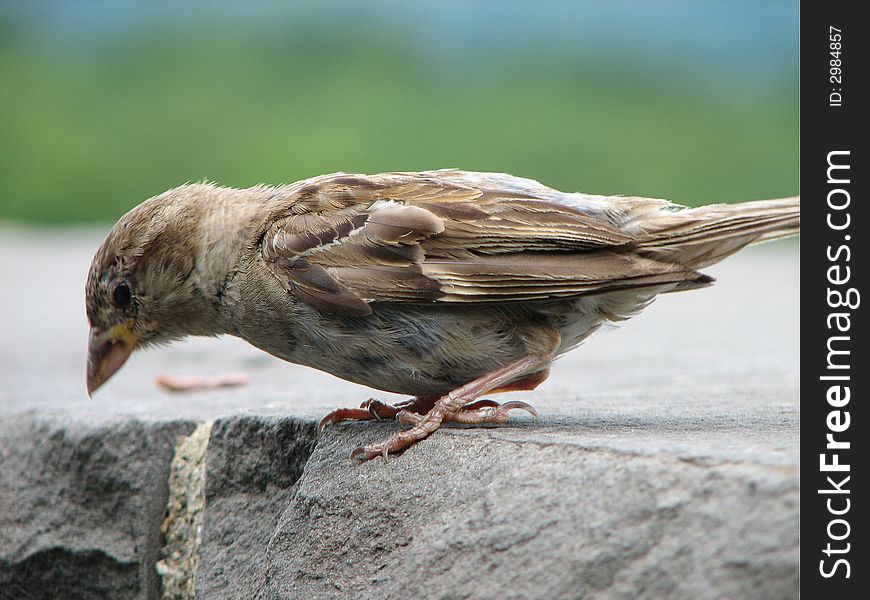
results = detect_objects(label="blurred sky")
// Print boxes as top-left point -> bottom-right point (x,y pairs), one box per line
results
0,0 -> 798,223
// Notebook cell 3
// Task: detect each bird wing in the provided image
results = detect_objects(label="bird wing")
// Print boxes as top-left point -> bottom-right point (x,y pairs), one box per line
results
262,170 -> 705,316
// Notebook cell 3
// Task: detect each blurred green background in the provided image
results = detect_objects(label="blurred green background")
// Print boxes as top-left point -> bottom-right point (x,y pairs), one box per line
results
0,1 -> 798,224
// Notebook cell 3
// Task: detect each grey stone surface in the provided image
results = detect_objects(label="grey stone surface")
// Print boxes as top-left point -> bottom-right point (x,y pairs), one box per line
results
198,417 -> 316,600
0,414 -> 194,600
267,424 -> 798,600
0,226 -> 799,599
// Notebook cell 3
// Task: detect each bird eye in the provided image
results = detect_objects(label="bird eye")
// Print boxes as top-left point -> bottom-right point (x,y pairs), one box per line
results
113,282 -> 132,308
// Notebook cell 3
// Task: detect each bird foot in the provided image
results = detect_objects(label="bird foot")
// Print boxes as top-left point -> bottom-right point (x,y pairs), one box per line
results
350,398 -> 538,461
395,399 -> 538,425
326,353 -> 554,461
318,396 -> 438,431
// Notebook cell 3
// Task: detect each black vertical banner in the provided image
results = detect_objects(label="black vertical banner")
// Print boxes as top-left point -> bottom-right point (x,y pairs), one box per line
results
802,2 -> 868,596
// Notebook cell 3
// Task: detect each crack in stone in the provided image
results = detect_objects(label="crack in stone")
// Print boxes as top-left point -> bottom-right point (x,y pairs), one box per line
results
156,421 -> 213,600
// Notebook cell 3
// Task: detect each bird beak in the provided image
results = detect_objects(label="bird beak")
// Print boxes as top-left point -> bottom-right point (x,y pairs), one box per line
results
87,322 -> 138,396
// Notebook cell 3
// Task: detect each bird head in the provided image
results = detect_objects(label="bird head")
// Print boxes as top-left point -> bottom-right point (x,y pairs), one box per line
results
85,186 -> 225,395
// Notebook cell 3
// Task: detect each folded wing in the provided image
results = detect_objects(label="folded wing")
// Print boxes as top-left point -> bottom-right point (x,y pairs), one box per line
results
262,170 -> 708,316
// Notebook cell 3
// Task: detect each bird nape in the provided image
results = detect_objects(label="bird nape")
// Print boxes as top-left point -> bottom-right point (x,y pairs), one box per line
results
84,169 -> 799,460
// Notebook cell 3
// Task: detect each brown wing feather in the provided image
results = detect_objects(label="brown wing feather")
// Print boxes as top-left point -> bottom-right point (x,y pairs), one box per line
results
262,171 -> 703,315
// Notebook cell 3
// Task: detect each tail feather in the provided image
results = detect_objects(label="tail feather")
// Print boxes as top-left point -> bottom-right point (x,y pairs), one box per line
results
632,196 -> 799,270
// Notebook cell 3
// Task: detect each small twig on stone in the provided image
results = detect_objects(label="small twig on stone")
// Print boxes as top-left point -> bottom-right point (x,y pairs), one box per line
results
155,372 -> 248,393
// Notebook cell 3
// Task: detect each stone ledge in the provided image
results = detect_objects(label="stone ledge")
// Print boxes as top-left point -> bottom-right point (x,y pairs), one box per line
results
275,423 -> 798,600
1,406 -> 798,600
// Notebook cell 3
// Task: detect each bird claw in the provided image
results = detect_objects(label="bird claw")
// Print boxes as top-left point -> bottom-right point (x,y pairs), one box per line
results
350,441 -> 394,461
444,398 -> 539,425
366,399 -> 400,421
318,407 -> 374,432
499,400 -> 539,418
349,446 -> 369,460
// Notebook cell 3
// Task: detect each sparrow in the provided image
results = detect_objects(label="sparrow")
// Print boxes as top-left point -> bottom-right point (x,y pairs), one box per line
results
85,170 -> 800,459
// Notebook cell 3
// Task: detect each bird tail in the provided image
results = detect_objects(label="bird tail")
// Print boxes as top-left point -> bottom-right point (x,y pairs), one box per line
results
631,196 -> 800,270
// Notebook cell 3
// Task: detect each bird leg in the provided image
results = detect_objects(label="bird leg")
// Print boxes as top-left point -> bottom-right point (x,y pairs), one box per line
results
351,353 -> 553,460
488,368 -> 550,394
